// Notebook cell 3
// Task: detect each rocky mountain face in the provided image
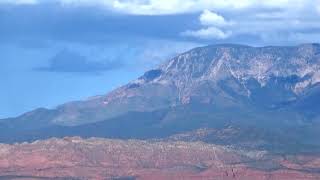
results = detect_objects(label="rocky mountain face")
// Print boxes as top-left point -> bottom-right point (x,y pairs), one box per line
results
1,43 -> 320,179
1,44 -> 320,152
1,137 -> 320,180
103,43 -> 320,112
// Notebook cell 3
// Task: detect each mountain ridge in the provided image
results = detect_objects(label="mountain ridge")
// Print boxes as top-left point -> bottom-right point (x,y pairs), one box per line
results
1,43 -> 320,153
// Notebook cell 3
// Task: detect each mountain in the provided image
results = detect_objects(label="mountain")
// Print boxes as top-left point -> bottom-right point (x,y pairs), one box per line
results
1,43 -> 320,153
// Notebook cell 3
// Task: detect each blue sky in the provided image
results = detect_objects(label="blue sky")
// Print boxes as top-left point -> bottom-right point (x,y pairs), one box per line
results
1,0 -> 320,118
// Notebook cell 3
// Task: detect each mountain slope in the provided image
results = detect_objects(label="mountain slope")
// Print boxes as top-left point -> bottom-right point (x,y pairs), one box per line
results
1,43 -> 320,152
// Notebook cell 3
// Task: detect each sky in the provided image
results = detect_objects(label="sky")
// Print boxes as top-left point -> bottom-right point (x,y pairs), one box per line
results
1,0 -> 320,118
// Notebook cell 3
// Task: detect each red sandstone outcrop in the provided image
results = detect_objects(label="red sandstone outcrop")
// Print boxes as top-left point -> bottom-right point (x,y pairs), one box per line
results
0,137 -> 319,180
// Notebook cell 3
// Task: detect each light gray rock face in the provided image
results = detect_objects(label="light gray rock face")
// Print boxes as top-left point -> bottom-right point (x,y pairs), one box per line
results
154,44 -> 320,96
117,43 -> 320,109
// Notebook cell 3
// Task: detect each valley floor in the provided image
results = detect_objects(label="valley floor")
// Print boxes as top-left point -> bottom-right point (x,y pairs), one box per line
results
0,137 -> 320,180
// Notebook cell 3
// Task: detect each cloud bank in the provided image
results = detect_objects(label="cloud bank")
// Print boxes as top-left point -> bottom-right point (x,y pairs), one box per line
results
2,0 -> 318,15
1,0 -> 319,43
0,0 -> 37,5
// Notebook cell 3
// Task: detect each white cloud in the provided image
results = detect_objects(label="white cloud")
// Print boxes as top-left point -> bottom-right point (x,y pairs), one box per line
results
317,4 -> 320,14
182,27 -> 231,40
200,10 -> 232,27
181,1 -> 320,41
0,0 -> 313,15
57,0 -> 211,15
99,0 -> 311,15
0,0 -> 38,5
182,10 -> 233,40
111,0 -> 319,15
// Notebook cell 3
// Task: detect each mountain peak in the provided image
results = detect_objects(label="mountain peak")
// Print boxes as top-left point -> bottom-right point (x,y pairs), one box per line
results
2,44 -> 320,128
157,43 -> 319,84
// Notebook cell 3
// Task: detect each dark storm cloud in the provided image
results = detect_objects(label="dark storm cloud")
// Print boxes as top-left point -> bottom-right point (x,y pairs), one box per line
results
36,50 -> 123,73
0,4 -> 200,45
1,1 -> 319,47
